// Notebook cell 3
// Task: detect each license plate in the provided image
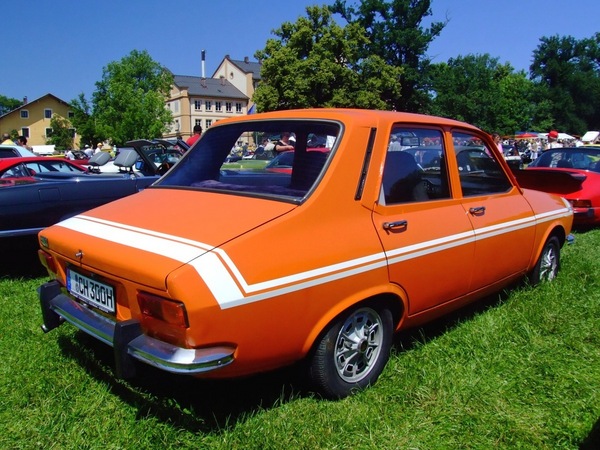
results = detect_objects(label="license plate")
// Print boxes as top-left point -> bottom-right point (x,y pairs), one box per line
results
67,268 -> 116,314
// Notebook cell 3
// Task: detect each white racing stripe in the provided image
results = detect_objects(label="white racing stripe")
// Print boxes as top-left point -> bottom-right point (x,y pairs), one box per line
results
55,207 -> 571,309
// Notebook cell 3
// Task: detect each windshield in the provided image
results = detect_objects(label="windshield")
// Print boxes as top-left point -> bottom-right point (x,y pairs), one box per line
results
156,119 -> 340,201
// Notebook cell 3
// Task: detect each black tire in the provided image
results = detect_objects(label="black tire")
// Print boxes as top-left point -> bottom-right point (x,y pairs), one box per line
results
308,305 -> 393,399
529,235 -> 561,285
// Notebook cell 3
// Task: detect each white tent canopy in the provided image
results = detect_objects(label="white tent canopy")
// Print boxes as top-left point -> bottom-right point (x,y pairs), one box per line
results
582,131 -> 599,143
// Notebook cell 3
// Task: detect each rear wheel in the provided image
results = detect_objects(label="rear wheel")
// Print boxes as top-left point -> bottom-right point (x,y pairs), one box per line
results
309,305 -> 393,399
529,235 -> 561,284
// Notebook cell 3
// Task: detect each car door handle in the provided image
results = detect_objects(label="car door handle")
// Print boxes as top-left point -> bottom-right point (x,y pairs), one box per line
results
469,206 -> 486,215
383,220 -> 408,231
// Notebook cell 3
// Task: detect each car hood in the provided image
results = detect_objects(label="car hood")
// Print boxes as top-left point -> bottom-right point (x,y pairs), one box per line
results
41,187 -> 297,289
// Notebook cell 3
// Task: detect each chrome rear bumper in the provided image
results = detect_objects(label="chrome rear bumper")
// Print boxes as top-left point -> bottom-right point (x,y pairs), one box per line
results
39,280 -> 234,378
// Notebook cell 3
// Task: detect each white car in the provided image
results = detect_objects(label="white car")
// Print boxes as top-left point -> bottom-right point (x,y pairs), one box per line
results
0,144 -> 37,158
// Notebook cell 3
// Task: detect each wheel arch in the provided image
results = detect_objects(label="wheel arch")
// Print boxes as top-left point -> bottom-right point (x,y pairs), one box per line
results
300,285 -> 407,358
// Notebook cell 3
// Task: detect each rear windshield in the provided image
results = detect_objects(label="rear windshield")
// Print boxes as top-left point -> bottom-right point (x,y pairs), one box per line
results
156,119 -> 341,201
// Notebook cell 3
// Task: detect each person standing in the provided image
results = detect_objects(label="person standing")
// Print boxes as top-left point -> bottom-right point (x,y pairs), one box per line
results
1,133 -> 14,144
186,124 -> 203,147
547,130 -> 563,149
17,136 -> 33,150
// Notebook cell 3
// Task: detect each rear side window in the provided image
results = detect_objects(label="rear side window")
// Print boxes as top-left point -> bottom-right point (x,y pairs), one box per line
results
451,131 -> 511,196
381,127 -> 451,205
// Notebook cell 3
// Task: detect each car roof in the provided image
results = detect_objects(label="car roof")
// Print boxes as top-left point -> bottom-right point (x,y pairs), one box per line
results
0,144 -> 37,157
210,108 -> 479,131
0,156 -> 75,169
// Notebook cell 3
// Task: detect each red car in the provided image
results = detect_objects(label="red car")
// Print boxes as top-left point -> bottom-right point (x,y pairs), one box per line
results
0,156 -> 87,185
520,146 -> 600,226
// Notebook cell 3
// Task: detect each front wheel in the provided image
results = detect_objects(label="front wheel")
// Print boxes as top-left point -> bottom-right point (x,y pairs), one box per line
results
308,305 -> 393,399
529,235 -> 561,284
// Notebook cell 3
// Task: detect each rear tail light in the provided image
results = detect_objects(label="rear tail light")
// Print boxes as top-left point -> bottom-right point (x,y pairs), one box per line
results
570,199 -> 592,208
137,292 -> 189,329
38,250 -> 57,274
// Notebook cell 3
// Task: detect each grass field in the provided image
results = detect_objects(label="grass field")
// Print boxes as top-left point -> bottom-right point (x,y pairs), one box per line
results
0,230 -> 598,449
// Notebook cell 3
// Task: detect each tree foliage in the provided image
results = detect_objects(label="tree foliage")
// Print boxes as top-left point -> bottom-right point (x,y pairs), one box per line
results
46,114 -> 74,150
429,54 -> 540,135
91,50 -> 173,145
0,95 -> 22,116
69,93 -> 101,148
530,33 -> 600,134
331,0 -> 446,112
253,5 -> 403,111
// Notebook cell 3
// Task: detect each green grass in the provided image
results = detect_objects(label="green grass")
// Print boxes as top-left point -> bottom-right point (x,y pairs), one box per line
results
0,231 -> 599,449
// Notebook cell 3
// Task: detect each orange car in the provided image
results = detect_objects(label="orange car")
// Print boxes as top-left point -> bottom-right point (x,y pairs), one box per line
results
38,109 -> 573,399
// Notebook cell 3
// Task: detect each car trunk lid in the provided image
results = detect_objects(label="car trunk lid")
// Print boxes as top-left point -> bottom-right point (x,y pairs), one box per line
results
41,188 -> 297,290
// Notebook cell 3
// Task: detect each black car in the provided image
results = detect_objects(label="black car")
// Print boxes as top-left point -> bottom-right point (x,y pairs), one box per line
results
0,139 -> 188,238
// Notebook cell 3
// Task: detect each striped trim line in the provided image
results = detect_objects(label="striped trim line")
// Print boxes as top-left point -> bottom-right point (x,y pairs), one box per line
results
56,205 -> 570,309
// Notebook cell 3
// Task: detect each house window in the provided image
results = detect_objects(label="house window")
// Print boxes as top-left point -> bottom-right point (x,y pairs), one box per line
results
225,102 -> 232,113
172,101 -> 179,113
20,110 -> 29,119
205,101 -> 212,111
235,103 -> 242,113
215,101 -> 222,112
45,128 -> 53,137
68,111 -> 74,118
206,119 -> 212,128
195,119 -> 202,127
21,128 -> 29,138
194,100 -> 202,110
44,109 -> 52,119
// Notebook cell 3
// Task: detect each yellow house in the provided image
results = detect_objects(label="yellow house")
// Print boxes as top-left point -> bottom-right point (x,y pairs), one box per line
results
0,93 -> 79,147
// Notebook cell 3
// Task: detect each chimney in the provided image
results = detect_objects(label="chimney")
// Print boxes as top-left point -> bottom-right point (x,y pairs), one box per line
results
219,75 -> 225,86
201,49 -> 206,78
244,56 -> 249,64
201,77 -> 207,88
23,96 -> 28,105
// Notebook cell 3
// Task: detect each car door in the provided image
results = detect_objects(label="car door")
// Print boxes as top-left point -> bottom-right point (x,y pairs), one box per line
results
451,130 -> 535,290
372,126 -> 475,316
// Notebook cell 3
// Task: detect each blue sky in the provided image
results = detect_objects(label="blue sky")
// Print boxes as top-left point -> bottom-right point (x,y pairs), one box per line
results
2,0 -> 598,103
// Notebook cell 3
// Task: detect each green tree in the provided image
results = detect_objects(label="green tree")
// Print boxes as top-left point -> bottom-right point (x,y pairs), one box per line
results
253,5 -> 403,111
0,95 -> 22,116
331,0 -> 446,112
530,33 -> 600,134
92,50 -> 173,145
429,54 -> 538,135
69,93 -> 101,148
46,114 -> 74,150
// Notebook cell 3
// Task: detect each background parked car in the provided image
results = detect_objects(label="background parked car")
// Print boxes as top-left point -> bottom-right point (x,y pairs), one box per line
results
517,146 -> 600,226
0,139 -> 186,238
0,144 -> 37,158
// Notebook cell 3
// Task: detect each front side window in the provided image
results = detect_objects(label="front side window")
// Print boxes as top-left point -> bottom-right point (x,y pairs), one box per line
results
381,126 -> 450,205
156,120 -> 341,202
451,131 -> 511,196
